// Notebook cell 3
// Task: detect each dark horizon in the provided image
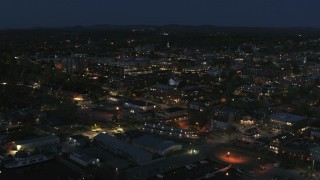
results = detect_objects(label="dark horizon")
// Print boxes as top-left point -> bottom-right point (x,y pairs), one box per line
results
1,24 -> 320,31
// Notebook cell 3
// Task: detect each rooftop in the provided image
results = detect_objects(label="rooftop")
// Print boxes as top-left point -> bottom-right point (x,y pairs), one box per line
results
270,113 -> 306,123
151,84 -> 174,90
94,133 -> 152,161
15,135 -> 60,145
125,99 -> 155,107
133,135 -> 181,152
165,107 -> 186,113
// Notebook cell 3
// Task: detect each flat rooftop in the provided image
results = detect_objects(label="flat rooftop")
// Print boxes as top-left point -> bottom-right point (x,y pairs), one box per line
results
270,113 -> 306,123
125,99 -> 155,107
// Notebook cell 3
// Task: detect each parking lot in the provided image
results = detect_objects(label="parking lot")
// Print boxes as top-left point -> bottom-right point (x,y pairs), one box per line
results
125,151 -> 204,179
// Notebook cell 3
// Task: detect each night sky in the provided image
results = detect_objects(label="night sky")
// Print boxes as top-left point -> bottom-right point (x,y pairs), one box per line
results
1,0 -> 319,29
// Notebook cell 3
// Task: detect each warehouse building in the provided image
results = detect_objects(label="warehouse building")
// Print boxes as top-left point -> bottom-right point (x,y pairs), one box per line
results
94,133 -> 152,164
13,135 -> 60,151
133,135 -> 182,155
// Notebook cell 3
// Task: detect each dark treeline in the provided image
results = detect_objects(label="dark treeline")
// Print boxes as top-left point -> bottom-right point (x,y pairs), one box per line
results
1,25 -> 319,58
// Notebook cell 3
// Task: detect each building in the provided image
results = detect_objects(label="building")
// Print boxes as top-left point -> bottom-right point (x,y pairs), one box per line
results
67,135 -> 90,147
240,116 -> 256,126
141,123 -> 198,139
189,100 -> 206,111
239,127 -> 260,143
13,135 -> 60,151
135,44 -> 155,54
107,96 -> 124,105
0,135 -> 7,143
0,113 -> 11,131
133,135 -> 182,155
310,127 -> 320,138
105,58 -> 152,77
183,66 -> 210,74
70,151 -> 100,167
211,118 -> 232,131
149,83 -> 181,104
268,133 -> 294,154
270,113 -> 307,134
93,133 -> 152,164
280,139 -> 310,160
310,145 -> 320,162
123,99 -> 156,111
180,86 -> 205,102
121,107 -> 154,121
155,107 -> 189,122
211,107 -> 236,131
168,77 -> 181,86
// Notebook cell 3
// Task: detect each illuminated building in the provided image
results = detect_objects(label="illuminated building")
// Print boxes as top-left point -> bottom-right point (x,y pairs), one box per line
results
13,135 -> 60,151
155,107 -> 189,122
270,113 -> 307,134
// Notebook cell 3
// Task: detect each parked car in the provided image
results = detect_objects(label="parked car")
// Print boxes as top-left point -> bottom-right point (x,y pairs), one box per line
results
274,162 -> 281,168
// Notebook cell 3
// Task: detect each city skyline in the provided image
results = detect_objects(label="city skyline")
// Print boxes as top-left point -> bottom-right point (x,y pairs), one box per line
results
1,1 -> 320,179
1,0 -> 320,29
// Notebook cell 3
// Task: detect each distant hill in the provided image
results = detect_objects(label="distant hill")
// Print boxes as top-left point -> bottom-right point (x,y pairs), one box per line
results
2,24 -> 320,36
63,24 -> 320,36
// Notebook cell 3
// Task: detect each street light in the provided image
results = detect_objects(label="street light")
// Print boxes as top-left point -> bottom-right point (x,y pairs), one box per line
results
226,152 -> 230,157
196,122 -> 199,127
226,151 -> 231,163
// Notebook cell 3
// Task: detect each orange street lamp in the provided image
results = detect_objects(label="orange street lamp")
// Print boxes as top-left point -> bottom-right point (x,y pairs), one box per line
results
226,151 -> 230,158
